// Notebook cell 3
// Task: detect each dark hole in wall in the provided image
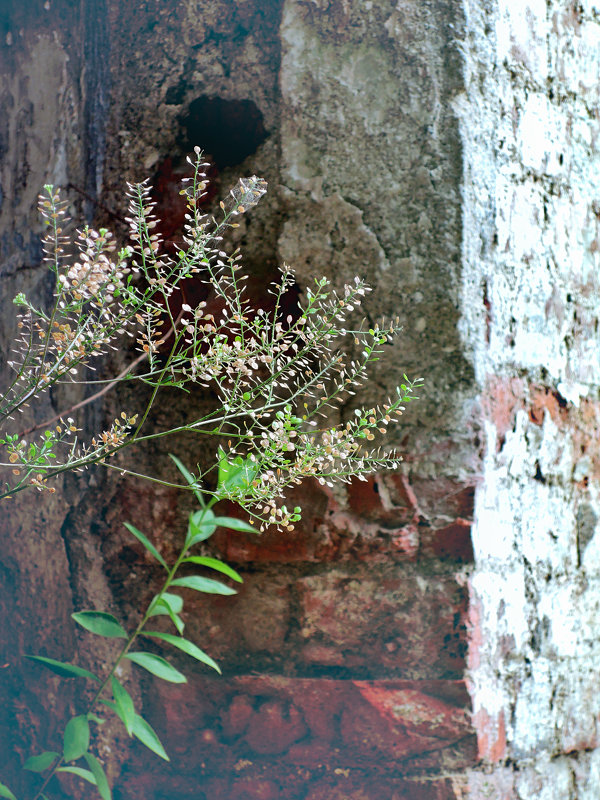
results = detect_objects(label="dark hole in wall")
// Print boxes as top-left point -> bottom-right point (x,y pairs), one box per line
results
149,93 -> 299,354
180,95 -> 268,170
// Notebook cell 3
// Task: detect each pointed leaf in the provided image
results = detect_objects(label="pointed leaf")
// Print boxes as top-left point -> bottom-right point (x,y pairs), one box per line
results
63,715 -> 90,762
143,632 -> 221,673
186,509 -> 216,546
111,677 -> 135,736
25,656 -> 99,682
124,652 -> 187,683
82,753 -> 111,800
181,556 -> 242,583
0,782 -> 17,800
23,752 -> 59,772
123,522 -> 168,571
131,713 -> 169,761
148,593 -> 184,634
56,767 -> 96,785
72,612 -> 127,639
211,516 -> 258,534
148,592 -> 183,616
165,608 -> 185,636
169,454 -> 204,505
170,575 -> 237,595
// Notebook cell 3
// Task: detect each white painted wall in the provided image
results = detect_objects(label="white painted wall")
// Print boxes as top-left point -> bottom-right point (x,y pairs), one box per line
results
460,1 -> 600,796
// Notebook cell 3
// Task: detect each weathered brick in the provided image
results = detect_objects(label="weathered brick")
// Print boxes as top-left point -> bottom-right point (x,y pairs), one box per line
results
420,520 -> 474,563
211,475 -> 475,565
155,563 -> 468,676
295,569 -> 468,676
118,676 -> 474,797
178,570 -> 292,665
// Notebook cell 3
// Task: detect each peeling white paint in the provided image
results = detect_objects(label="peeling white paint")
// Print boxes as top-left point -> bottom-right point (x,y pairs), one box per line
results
461,0 -> 600,795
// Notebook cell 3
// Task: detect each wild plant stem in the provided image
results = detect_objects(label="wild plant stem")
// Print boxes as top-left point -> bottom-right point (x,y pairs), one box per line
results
30,501 -> 217,800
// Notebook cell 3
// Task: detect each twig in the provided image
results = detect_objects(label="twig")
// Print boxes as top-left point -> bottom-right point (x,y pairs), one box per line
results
18,351 -> 146,437
18,313 -> 183,438
67,183 -> 129,227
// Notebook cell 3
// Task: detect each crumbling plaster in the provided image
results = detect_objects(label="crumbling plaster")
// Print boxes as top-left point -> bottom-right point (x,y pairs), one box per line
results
459,0 -> 600,796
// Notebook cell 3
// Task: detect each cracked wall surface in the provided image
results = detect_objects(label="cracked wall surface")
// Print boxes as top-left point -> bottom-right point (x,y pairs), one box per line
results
1,0 -> 599,799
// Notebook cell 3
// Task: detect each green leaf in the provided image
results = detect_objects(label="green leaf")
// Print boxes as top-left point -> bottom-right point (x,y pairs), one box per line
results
217,448 -> 258,493
186,509 -> 217,546
56,767 -> 96,785
82,753 -> 111,800
111,677 -> 135,736
25,655 -> 99,682
72,611 -> 127,639
143,632 -> 221,673
0,781 -> 18,800
125,652 -> 187,683
87,714 -> 105,725
181,556 -> 242,583
148,592 -> 185,634
63,715 -> 90,762
23,752 -> 59,772
170,575 -> 237,595
148,592 -> 183,616
123,522 -> 168,571
131,713 -> 170,761
169,454 -> 204,505
211,516 -> 259,534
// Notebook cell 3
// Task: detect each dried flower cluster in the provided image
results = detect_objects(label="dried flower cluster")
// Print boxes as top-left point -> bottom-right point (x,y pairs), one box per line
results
0,151 -> 423,800
0,149 -> 421,519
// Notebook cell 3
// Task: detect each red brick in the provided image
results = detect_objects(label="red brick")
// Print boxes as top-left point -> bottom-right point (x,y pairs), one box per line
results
388,476 -> 477,532
481,376 -> 525,450
420,519 -> 474,563
347,475 -> 403,520
303,776 -> 461,800
355,683 -> 470,738
211,482 -> 332,563
118,677 -> 474,799
208,476 -> 476,565
211,506 -> 420,563
179,571 -> 291,663
135,676 -> 472,772
295,570 -> 468,676
230,778 -> 280,800
120,770 -> 464,800
244,699 -> 309,754
528,385 -> 568,426
162,563 -> 467,675
472,708 -> 507,763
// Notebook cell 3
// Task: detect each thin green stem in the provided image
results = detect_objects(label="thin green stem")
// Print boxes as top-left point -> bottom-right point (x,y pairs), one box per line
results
29,500 -> 218,800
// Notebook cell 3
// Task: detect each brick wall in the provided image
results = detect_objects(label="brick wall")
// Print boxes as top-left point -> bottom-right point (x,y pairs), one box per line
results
2,1 -> 599,798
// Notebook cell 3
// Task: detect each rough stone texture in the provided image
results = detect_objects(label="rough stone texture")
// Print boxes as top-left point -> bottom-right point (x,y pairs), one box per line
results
459,0 -> 600,796
2,0 -> 599,799
0,3 -> 476,799
0,3 -> 135,793
117,676 -> 474,800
